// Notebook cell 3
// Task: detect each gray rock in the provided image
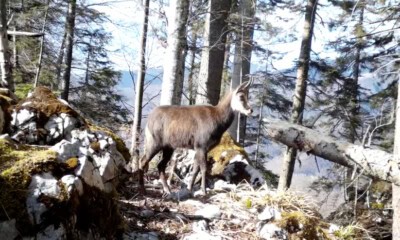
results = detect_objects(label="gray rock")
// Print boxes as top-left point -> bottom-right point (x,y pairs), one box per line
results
213,180 -> 237,191
192,220 -> 208,232
0,219 -> 19,240
140,209 -> 155,218
257,223 -> 288,240
44,113 -> 78,143
26,173 -> 61,224
124,231 -> 159,240
195,205 -> 221,219
258,206 -> 282,221
36,224 -> 66,240
183,232 -> 221,240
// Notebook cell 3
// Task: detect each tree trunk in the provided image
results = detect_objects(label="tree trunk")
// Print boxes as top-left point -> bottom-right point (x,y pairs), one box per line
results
55,30 -> 67,90
392,75 -> 400,239
12,26 -> 18,68
33,0 -> 50,88
186,26 -> 198,105
195,0 -> 231,105
0,0 -> 13,91
278,0 -> 318,192
130,0 -> 150,171
61,0 -> 77,101
262,117 -> 400,185
160,0 -> 189,105
228,0 -> 256,143
345,2 -> 363,201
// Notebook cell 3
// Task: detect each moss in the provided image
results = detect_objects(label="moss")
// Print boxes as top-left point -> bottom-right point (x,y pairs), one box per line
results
333,225 -> 358,240
370,180 -> 391,194
14,87 -> 82,120
208,132 -> 248,175
278,211 -> 326,240
0,139 -> 60,233
89,123 -> 131,163
371,202 -> 385,209
65,157 -> 79,169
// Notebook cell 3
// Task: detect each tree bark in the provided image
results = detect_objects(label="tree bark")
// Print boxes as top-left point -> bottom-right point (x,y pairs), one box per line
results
55,30 -> 67,90
130,0 -> 150,171
278,0 -> 318,192
33,0 -> 50,88
392,75 -> 400,239
160,0 -> 189,105
228,0 -> 256,144
187,31 -> 197,105
61,0 -> 77,101
195,0 -> 231,105
0,0 -> 13,91
262,117 -> 400,185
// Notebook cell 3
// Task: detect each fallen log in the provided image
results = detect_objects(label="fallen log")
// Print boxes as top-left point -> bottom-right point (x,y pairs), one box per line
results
262,117 -> 400,186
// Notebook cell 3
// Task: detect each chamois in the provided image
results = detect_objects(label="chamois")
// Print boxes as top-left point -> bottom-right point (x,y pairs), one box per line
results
138,80 -> 253,195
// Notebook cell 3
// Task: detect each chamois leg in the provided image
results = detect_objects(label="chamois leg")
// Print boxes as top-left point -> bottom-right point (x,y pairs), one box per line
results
198,149 -> 207,195
188,149 -> 207,194
138,145 -> 160,194
188,156 -> 200,192
158,147 -> 174,194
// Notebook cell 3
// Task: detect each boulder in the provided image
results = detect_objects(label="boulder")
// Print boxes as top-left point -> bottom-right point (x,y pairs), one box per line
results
0,87 -> 130,239
170,133 -> 270,189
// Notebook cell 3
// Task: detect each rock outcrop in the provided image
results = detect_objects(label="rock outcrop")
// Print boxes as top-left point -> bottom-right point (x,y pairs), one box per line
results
0,87 -> 130,239
169,133 -> 276,190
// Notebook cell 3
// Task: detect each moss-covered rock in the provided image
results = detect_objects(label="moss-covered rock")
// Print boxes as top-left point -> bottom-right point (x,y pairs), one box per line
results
0,87 -> 130,238
208,132 -> 248,175
0,139 -> 59,233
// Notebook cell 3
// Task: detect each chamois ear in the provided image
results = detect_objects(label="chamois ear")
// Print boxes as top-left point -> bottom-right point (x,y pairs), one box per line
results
236,79 -> 253,92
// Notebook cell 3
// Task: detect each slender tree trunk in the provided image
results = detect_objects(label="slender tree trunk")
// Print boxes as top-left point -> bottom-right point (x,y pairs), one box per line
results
12,26 -> 18,68
33,0 -> 50,88
160,0 -> 189,105
220,39 -> 231,96
130,0 -> 150,171
228,0 -> 256,143
0,0 -> 13,91
278,0 -> 318,192
187,33 -> 197,105
195,0 -> 231,105
61,0 -> 77,101
345,2 -> 363,201
392,74 -> 400,239
55,30 -> 67,90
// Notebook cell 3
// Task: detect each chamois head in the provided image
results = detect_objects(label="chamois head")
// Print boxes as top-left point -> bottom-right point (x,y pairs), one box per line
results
231,80 -> 253,116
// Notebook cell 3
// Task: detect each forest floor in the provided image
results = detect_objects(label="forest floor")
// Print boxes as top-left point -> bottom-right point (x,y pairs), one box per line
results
118,170 -> 263,240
